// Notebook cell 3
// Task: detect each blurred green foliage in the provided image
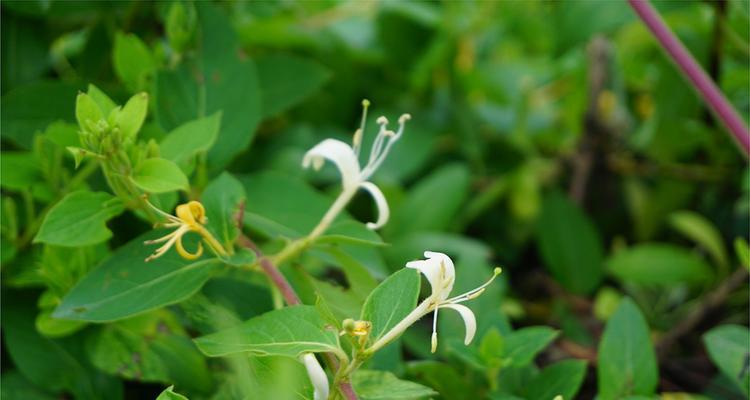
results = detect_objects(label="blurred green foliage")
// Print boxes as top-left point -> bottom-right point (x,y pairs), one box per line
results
1,1 -> 749,399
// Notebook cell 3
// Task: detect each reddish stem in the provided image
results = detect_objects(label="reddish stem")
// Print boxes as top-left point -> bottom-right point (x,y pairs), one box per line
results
627,0 -> 750,155
235,205 -> 358,399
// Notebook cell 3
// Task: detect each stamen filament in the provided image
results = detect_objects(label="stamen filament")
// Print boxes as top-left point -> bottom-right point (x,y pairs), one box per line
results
445,267 -> 502,304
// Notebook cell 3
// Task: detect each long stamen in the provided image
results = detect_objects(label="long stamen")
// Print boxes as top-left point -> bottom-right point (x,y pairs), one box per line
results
446,267 -> 502,304
367,116 -> 390,168
142,195 -> 181,223
431,307 -> 439,353
143,229 -> 180,244
353,99 -> 370,156
363,114 -> 410,176
145,226 -> 187,262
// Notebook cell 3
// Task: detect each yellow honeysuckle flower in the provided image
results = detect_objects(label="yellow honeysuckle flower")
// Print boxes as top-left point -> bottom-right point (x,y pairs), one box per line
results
143,199 -> 227,262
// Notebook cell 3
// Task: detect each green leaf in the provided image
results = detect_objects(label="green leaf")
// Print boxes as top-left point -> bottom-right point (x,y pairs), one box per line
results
116,92 -> 149,140
86,84 -> 117,116
361,268 -> 421,342
317,220 -> 387,247
194,305 -> 341,358
166,1 -> 196,53
86,311 -> 212,393
502,326 -> 559,367
160,112 -> 221,164
703,325 -> 750,395
241,171 -> 342,238
734,238 -> 749,270
53,231 -> 221,322
76,92 -> 104,131
34,191 -> 124,247
387,163 -> 470,237
256,54 -> 330,117
113,32 -> 156,92
154,4 -> 261,170
526,359 -> 587,400
1,152 -> 43,190
0,371 -> 58,400
537,191 -> 604,294
2,292 -> 124,399
669,210 -> 728,268
201,172 -> 244,248
132,158 -> 189,193
2,81 -> 82,148
353,370 -> 437,400
156,386 -> 189,400
606,244 -> 712,286
598,298 -> 658,400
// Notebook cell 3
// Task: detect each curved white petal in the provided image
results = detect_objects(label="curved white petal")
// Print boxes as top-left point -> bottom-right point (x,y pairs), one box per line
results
406,251 -> 455,301
359,181 -> 389,230
302,139 -> 361,191
441,303 -> 477,345
301,353 -> 329,400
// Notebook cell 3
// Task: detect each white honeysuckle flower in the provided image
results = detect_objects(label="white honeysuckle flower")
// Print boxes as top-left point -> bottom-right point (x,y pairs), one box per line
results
367,251 -> 501,354
302,100 -> 410,232
406,251 -> 501,353
300,353 -> 329,400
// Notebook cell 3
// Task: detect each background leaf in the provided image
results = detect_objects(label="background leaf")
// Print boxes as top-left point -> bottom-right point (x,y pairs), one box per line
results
194,305 -> 341,358
132,158 -> 189,193
597,298 -> 658,400
702,324 -> 750,395
536,191 -> 604,294
361,268 -> 421,342
34,191 -> 124,247
54,231 -> 221,322
607,244 -> 713,286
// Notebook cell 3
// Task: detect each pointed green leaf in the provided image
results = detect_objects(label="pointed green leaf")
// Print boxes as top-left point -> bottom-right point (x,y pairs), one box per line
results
353,370 -> 437,400
501,326 -> 559,367
537,191 -> 604,294
201,172 -> 244,248
607,244 -> 712,286
53,231 -> 221,322
526,359 -> 587,400
703,325 -> 750,395
156,386 -> 189,400
132,158 -> 189,193
113,32 -> 156,92
34,191 -> 124,247
669,210 -> 728,268
86,84 -> 117,116
76,92 -> 104,130
116,92 -> 148,140
160,112 -> 221,164
194,305 -> 340,358
361,268 -> 421,342
598,298 -> 658,400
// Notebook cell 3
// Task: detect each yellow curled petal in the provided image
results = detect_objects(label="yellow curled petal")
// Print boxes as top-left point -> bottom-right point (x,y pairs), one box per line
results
175,235 -> 203,260
176,201 -> 206,226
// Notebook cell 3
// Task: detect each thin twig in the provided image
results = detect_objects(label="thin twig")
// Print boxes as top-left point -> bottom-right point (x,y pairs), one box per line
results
234,203 -> 358,399
656,267 -> 749,359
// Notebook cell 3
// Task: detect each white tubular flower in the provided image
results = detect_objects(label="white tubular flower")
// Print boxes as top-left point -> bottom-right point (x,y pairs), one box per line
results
302,100 -> 410,233
367,252 -> 501,354
301,353 -> 329,400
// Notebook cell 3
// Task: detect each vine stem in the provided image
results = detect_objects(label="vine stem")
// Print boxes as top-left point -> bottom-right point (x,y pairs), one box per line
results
234,204 -> 358,400
627,0 -> 750,155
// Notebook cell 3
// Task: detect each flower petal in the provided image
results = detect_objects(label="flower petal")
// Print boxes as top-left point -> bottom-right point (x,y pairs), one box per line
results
301,353 -> 329,400
302,139 -> 361,191
440,303 -> 477,345
406,251 -> 455,301
359,181 -> 389,230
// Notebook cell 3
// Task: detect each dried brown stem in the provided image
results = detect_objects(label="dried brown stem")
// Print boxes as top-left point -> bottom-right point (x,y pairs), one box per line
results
656,267 -> 749,359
